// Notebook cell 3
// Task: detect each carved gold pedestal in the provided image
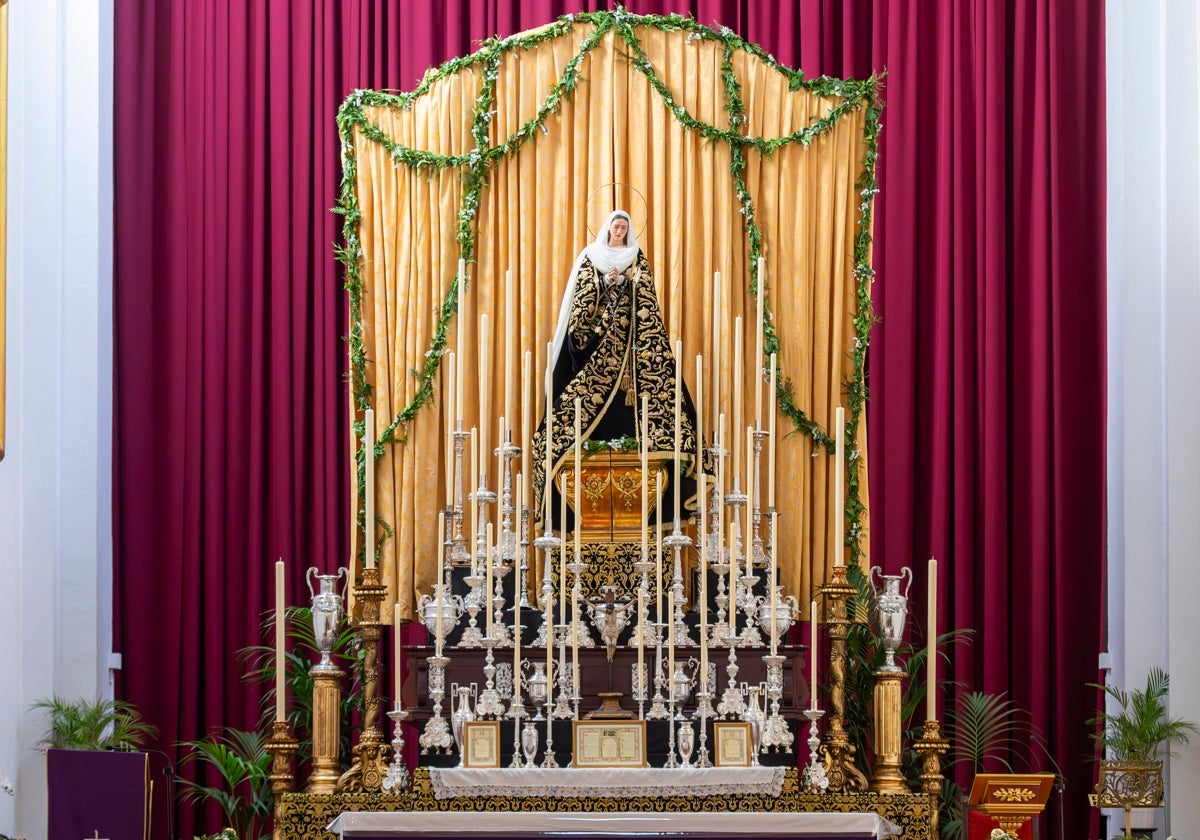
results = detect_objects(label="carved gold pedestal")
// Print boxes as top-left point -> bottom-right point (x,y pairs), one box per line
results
265,719 -> 299,840
869,670 -> 906,793
337,566 -> 390,792
307,667 -> 344,793
818,564 -> 868,792
912,719 -> 950,840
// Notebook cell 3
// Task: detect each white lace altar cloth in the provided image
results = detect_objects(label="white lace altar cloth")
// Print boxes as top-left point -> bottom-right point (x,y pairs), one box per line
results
328,810 -> 902,839
429,765 -> 787,799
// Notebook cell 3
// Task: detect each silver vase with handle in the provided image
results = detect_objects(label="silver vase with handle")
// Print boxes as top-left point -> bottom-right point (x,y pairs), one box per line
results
869,566 -> 913,672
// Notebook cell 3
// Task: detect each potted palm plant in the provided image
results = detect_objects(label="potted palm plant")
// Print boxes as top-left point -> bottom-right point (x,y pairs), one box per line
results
1089,667 -> 1198,838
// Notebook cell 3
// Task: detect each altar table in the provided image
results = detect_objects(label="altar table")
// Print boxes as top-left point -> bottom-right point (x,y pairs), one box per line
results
327,810 -> 902,839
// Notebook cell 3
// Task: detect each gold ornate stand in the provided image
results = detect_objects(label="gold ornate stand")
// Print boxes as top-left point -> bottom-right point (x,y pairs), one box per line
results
265,719 -> 299,839
818,565 -> 868,792
912,719 -> 950,840
337,566 -> 390,792
869,669 -> 907,793
307,666 -> 345,793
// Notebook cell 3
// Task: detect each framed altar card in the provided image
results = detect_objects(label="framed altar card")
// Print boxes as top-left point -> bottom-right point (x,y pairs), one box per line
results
571,720 -> 647,768
462,720 -> 501,768
713,722 -> 753,767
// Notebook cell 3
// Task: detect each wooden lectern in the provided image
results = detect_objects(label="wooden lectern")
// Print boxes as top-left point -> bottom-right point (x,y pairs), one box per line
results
967,773 -> 1055,838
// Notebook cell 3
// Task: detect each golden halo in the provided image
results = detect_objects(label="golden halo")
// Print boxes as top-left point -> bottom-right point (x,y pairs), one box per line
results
585,183 -> 648,241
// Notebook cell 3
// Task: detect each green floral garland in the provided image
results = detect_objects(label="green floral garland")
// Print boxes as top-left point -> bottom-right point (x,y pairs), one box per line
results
336,8 -> 881,568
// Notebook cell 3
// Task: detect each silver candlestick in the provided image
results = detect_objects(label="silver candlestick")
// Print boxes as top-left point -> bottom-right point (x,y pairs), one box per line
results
474,637 -> 506,718
717,635 -> 746,718
382,702 -> 410,791
449,427 -> 473,565
551,624 -> 574,719
664,528 -> 693,646
802,706 -> 829,791
645,623 -> 670,720
760,654 -> 793,753
419,655 -> 454,754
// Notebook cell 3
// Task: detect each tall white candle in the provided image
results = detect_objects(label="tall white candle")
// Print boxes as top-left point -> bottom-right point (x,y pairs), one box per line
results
746,425 -> 754,580
515,480 -> 523,698
712,271 -> 722,437
573,398 -> 582,700
810,599 -> 818,710
446,353 -> 457,507
560,491 -> 567,628
673,340 -> 682,524
522,351 -> 532,530
733,316 -> 742,486
656,482 -> 664,622
470,428 -> 479,571
436,512 -> 446,654
755,257 -> 764,430
768,354 -> 777,508
769,511 -> 779,654
364,408 -> 375,568
835,406 -> 845,566
927,557 -> 938,720
479,314 -> 490,476
456,259 -> 466,426
275,558 -> 285,722
486,523 -> 494,637
393,602 -> 403,702
544,343 -> 554,525
505,269 -> 515,426
697,354 -> 708,682
498,416 -> 507,517
641,393 -> 649,565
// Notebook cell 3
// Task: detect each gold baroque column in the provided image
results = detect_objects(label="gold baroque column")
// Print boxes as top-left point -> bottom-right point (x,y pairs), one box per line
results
306,666 -> 344,793
869,670 -> 906,792
912,719 -> 950,840
265,720 -> 298,839
337,567 -> 390,791
817,565 -> 868,792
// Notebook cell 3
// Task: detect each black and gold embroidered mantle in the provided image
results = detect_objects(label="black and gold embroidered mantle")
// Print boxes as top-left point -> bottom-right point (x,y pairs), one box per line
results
532,251 -> 702,531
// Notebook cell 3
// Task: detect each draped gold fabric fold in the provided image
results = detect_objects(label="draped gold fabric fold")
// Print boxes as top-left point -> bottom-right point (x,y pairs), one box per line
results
350,24 -> 871,620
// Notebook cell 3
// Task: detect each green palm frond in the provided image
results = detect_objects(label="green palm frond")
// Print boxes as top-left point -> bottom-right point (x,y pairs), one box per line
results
177,728 -> 271,840
945,691 -> 1039,774
30,696 -> 157,752
1089,667 -> 1199,760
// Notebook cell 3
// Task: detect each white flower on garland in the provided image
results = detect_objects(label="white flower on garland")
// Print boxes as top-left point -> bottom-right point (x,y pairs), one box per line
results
988,830 -> 1018,840
0,775 -> 13,795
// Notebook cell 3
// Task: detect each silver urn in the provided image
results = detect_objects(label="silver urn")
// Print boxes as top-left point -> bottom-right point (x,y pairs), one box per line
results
869,566 -> 913,672
306,567 -> 348,671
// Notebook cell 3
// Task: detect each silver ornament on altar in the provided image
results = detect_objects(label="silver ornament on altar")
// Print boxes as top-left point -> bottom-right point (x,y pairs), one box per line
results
585,585 -> 635,662
756,586 -> 800,639
870,566 -> 913,672
306,566 -> 348,671
524,661 -> 549,719
677,720 -> 695,768
450,684 -> 476,759
417,584 -> 464,640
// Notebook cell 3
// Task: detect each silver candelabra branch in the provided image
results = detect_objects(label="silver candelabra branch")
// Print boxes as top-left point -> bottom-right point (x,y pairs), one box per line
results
717,634 -> 746,718
760,654 -> 793,753
474,636 -> 506,718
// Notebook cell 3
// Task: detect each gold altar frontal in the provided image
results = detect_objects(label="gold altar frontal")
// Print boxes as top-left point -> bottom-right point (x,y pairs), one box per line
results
277,767 -> 931,839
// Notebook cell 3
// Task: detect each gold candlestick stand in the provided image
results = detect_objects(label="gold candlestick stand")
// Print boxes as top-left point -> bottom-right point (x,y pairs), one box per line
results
869,668 -> 907,793
337,566 -> 390,792
913,718 -> 950,840
818,564 -> 868,792
265,719 -> 298,839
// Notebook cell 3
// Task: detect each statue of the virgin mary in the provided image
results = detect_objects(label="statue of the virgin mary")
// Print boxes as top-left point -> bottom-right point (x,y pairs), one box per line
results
532,209 -> 701,532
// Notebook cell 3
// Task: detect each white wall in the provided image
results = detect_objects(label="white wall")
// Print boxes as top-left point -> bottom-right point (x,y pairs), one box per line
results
1106,0 -> 1200,833
0,1 -> 114,837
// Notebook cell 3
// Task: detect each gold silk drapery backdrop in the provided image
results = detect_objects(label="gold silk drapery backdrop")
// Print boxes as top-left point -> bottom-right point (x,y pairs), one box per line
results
342,15 -> 876,620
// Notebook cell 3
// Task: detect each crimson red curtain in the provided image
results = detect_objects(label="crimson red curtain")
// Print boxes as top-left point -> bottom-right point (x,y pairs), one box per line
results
114,2 -> 1104,838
